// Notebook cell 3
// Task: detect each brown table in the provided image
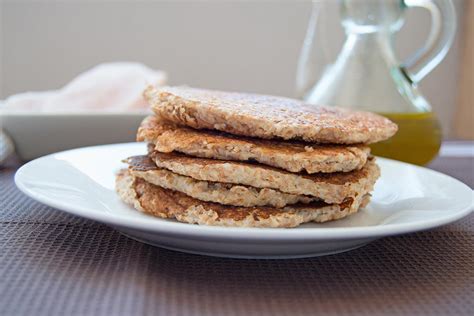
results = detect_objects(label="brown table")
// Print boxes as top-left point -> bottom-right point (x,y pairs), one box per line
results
1,145 -> 473,316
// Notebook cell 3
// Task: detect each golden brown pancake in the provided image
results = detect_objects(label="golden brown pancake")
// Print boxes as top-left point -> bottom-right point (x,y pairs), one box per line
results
116,169 -> 370,228
144,86 -> 397,144
149,151 -> 380,204
127,155 -> 318,208
137,116 -> 370,173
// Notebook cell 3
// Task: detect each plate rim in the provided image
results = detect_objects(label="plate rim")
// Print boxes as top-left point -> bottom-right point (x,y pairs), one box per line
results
14,143 -> 474,241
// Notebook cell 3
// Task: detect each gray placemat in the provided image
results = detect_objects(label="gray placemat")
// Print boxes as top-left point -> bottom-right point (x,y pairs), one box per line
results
1,157 -> 473,316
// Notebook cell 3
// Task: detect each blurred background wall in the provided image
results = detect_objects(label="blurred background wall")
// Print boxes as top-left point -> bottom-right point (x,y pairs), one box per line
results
0,0 -> 470,137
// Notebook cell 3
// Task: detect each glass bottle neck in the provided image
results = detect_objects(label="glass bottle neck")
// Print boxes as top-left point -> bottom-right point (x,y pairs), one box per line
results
340,0 -> 405,33
341,32 -> 397,63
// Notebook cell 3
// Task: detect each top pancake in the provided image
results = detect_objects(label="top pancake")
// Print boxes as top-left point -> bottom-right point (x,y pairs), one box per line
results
137,116 -> 370,173
144,86 -> 398,144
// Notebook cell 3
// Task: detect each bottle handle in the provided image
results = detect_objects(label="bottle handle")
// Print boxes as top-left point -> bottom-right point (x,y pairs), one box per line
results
295,3 -> 322,98
401,0 -> 456,84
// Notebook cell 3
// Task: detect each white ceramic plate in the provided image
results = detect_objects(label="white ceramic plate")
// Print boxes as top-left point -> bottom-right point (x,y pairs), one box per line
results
15,143 -> 473,259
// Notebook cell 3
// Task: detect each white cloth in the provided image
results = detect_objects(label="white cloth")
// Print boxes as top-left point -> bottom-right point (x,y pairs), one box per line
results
2,62 -> 167,113
0,130 -> 15,164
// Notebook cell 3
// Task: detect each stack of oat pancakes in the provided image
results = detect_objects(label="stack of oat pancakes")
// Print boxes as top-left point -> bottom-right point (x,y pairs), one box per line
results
116,86 -> 397,228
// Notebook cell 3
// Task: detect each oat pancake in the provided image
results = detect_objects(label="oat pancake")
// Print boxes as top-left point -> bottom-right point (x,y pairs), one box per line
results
138,116 -> 370,173
116,169 -> 370,228
149,151 -> 380,204
127,155 -> 317,208
144,86 -> 397,144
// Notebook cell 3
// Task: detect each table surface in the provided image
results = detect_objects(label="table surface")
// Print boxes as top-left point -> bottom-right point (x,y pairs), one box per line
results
1,144 -> 473,316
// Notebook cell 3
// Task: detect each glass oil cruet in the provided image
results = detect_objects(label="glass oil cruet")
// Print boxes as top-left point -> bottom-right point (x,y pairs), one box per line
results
296,0 -> 456,165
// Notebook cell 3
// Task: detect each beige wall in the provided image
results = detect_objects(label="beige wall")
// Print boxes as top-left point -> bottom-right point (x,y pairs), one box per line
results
454,0 -> 474,139
0,0 -> 465,136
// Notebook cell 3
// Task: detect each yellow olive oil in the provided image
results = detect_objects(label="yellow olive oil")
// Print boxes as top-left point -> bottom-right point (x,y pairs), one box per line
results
370,112 -> 442,165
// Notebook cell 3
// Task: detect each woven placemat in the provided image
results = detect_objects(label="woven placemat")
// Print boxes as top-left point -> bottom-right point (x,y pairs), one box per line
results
1,158 -> 473,316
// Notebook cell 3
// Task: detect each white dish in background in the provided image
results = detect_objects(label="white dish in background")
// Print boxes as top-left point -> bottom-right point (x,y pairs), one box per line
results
0,62 -> 165,161
15,143 -> 473,259
0,110 -> 146,160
